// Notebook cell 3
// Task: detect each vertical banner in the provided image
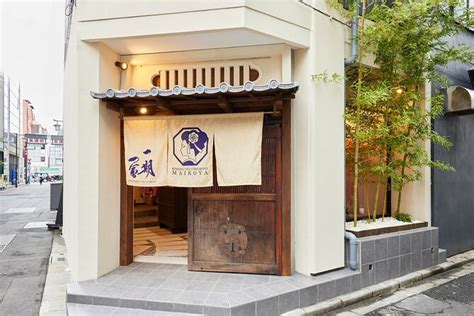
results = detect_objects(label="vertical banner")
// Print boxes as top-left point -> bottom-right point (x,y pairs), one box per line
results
124,119 -> 168,186
214,112 -> 263,186
167,118 -> 214,187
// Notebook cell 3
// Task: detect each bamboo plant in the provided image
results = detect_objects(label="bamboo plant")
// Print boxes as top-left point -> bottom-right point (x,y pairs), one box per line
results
339,0 -> 474,226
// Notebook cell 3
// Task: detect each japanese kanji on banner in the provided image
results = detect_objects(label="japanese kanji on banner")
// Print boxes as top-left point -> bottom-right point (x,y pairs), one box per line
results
123,113 -> 263,188
124,119 -> 168,186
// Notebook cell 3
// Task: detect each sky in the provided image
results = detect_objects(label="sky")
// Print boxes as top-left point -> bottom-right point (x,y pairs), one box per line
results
1,0 -> 64,133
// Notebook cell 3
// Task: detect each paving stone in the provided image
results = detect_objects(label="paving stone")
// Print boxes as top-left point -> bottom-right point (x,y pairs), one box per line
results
278,291 -> 299,314
185,280 -> 216,292
387,256 -> 400,280
256,296 -> 278,316
299,285 -> 318,307
226,290 -> 254,307
375,260 -> 389,283
400,253 -> 411,276
243,285 -> 277,300
400,234 -> 411,255
411,232 -> 422,253
242,275 -> 270,288
176,290 -> 208,305
422,249 -> 433,269
264,280 -> 298,294
431,229 -> 439,249
350,274 -> 361,292
360,240 -> 375,264
387,236 -> 400,258
335,276 -> 351,296
361,264 -> 374,288
395,294 -> 450,314
411,251 -> 422,272
231,302 -> 255,316
148,288 -> 181,302
375,238 -> 388,261
422,230 -> 432,250
204,292 -> 229,307
317,280 -> 335,302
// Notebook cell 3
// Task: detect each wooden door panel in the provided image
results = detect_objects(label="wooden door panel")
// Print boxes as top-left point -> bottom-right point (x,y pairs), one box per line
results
189,124 -> 281,274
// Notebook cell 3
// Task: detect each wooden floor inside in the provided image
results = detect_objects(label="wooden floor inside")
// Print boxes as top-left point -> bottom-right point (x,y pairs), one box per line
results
133,226 -> 188,264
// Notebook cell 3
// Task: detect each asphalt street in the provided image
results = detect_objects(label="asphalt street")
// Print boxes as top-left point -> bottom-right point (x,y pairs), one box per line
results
368,269 -> 474,315
0,184 -> 56,315
338,261 -> 474,315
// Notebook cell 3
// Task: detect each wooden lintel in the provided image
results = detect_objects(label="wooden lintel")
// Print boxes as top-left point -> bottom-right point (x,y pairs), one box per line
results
155,97 -> 178,114
171,98 -> 218,106
273,98 -> 284,112
217,96 -> 233,113
106,102 -> 122,112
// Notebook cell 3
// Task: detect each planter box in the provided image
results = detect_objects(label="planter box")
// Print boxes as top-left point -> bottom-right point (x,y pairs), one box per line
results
344,226 -> 445,286
347,221 -> 428,238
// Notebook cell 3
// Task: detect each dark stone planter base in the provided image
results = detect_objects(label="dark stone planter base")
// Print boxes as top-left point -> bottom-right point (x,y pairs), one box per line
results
347,221 -> 428,238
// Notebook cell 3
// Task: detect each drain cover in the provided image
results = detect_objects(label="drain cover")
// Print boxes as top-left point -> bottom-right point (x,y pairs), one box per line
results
0,234 -> 16,253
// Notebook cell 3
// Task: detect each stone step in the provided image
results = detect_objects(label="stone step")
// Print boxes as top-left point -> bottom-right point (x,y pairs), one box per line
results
67,303 -> 199,315
134,216 -> 159,228
134,205 -> 158,218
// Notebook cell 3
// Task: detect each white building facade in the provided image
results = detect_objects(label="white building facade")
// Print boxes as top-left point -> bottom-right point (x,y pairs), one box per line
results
63,0 -> 431,282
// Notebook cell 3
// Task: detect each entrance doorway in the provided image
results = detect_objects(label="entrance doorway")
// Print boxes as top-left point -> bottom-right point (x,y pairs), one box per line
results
132,187 -> 188,264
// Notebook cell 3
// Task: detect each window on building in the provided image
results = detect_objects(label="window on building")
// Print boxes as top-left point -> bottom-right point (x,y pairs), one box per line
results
41,157 -> 45,162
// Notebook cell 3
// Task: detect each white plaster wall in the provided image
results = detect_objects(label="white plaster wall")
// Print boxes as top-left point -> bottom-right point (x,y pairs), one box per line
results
129,54 -> 281,89
63,30 -> 121,280
292,3 -> 346,275
63,17 -> 79,281
76,0 -> 310,31
97,44 -> 121,276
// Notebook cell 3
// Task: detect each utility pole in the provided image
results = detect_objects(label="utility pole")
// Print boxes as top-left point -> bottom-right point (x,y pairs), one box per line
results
6,76 -> 10,185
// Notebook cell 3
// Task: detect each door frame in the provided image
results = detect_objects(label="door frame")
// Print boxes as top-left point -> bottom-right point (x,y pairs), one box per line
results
119,100 -> 292,274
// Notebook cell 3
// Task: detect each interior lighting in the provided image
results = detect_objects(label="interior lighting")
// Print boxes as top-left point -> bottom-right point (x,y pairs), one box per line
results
115,61 -> 128,71
139,107 -> 148,114
396,87 -> 404,94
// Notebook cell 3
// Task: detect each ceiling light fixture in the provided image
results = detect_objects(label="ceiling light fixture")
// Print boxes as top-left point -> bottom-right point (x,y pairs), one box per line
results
139,107 -> 148,114
115,61 -> 128,71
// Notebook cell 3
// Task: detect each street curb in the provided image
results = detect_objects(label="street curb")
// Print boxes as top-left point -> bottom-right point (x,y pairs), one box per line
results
285,250 -> 474,315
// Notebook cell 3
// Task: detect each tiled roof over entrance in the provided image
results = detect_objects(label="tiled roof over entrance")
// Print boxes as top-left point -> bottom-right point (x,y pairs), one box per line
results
90,80 -> 298,99
90,80 -> 298,115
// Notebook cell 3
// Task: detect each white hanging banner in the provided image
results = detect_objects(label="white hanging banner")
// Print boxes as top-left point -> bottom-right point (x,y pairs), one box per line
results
124,119 -> 168,186
124,113 -> 262,188
167,117 -> 214,187
214,112 -> 263,186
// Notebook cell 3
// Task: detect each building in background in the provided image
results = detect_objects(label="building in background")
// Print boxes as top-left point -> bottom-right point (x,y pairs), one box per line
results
24,133 -> 63,182
1,72 -> 23,186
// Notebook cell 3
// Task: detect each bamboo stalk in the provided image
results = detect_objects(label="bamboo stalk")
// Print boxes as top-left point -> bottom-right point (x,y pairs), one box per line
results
382,180 -> 388,221
373,174 -> 382,221
352,0 -> 367,227
365,183 -> 371,223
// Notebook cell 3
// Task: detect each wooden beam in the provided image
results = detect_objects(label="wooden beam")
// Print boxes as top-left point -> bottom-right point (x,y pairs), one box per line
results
155,97 -> 178,114
217,96 -> 233,113
281,99 -> 292,276
120,117 -> 134,266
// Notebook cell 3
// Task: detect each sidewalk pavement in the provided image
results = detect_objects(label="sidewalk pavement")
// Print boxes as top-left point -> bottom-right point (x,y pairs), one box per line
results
39,230 -> 71,315
0,184 -> 56,315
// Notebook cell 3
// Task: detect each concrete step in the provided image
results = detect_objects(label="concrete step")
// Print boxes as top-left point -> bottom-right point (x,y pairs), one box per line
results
67,303 -> 199,315
134,204 -> 158,218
